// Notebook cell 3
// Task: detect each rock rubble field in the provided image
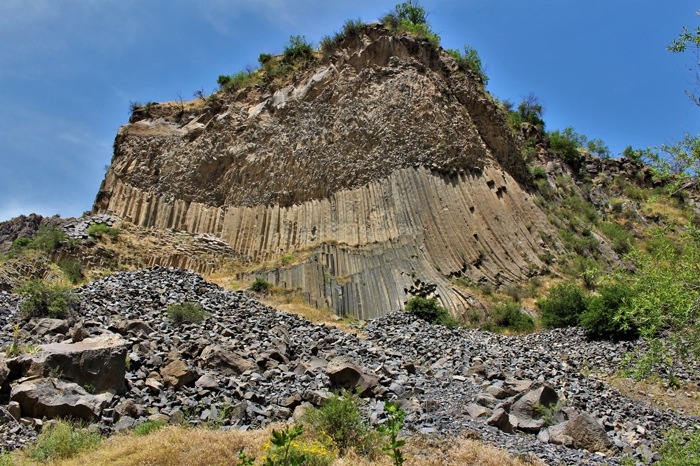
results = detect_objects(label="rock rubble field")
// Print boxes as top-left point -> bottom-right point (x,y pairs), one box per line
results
0,267 -> 697,464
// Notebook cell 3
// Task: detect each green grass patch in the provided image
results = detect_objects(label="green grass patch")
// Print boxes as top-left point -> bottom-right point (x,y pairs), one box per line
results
133,420 -> 166,436
29,419 -> 101,462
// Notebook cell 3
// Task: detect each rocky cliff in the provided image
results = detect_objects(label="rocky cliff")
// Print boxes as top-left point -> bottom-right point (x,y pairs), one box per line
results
93,25 -> 557,319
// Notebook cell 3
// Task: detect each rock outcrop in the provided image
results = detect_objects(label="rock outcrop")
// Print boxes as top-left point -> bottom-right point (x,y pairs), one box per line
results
92,25 -> 558,318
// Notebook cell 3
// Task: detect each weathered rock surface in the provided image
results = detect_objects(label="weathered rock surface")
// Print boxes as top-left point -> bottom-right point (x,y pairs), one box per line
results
564,412 -> 616,455
92,25 -> 558,319
326,356 -> 379,396
8,334 -> 128,394
10,378 -> 113,421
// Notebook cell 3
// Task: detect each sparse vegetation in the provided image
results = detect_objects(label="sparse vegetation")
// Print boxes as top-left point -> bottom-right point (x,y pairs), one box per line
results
283,35 -> 315,65
14,279 -> 80,318
133,420 -> 166,436
382,1 -> 440,46
87,223 -> 119,238
8,225 -> 67,257
485,301 -> 535,333
166,302 -> 210,324
29,419 -> 101,462
404,296 -> 457,327
303,390 -> 380,457
251,277 -> 271,293
59,258 -> 84,284
448,46 -> 489,85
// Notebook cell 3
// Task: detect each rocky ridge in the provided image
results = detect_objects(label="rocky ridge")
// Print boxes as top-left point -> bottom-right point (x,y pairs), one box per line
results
1,267 -> 697,464
91,24 -> 560,319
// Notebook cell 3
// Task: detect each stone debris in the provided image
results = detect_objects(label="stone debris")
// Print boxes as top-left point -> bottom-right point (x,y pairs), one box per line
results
0,266 -> 696,464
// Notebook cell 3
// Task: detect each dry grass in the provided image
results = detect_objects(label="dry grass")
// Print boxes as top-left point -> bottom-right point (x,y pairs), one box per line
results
259,292 -> 360,334
607,376 -> 700,415
25,424 -> 273,466
12,426 -> 542,466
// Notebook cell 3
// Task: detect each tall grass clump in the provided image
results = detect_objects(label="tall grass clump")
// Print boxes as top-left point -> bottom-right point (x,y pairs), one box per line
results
29,420 -> 101,462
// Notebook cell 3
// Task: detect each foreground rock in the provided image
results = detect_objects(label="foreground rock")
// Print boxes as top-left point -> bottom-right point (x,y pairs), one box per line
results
7,334 -> 128,394
10,378 -> 113,421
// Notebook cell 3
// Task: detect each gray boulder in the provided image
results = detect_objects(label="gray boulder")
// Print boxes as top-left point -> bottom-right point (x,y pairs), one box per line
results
32,318 -> 69,336
564,412 -> 615,454
199,345 -> 256,376
510,384 -> 558,432
487,408 -> 515,433
10,378 -> 113,421
7,334 -> 127,393
326,356 -> 379,396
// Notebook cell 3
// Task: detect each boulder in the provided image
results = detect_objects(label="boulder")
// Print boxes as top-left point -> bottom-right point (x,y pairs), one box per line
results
487,408 -> 515,433
510,384 -> 558,432
0,355 -> 8,385
564,412 -> 615,454
502,377 -> 532,396
10,378 -> 113,421
32,318 -> 69,336
199,345 -> 256,376
325,356 -> 379,396
8,334 -> 128,393
194,373 -> 220,389
465,403 -> 491,419
160,359 -> 196,389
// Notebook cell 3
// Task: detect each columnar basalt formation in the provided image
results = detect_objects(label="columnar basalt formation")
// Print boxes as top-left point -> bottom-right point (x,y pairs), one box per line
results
93,25 -> 557,318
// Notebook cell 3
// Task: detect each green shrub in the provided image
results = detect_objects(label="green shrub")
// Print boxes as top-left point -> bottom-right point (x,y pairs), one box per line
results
30,420 -> 101,462
258,53 -> 273,65
250,277 -> 271,293
59,258 -> 84,285
531,165 -> 547,180
657,426 -> 700,466
9,225 -> 66,257
166,302 -> 210,324
133,420 -> 165,436
280,253 -> 295,266
343,18 -> 365,37
87,223 -> 119,238
261,424 -> 336,466
599,221 -> 634,255
448,45 -> 489,85
283,35 -> 314,64
536,282 -> 589,328
303,391 -> 379,456
487,301 -> 535,332
15,279 -> 80,318
382,1 -> 440,46
549,127 -> 585,172
404,296 -> 456,326
580,283 -> 638,340
220,71 -> 259,92
0,451 -> 13,466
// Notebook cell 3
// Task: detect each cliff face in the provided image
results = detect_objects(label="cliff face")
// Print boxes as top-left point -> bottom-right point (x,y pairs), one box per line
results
93,25 -> 557,319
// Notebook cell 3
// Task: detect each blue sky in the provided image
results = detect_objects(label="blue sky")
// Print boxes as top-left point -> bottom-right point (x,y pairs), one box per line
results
0,0 -> 698,222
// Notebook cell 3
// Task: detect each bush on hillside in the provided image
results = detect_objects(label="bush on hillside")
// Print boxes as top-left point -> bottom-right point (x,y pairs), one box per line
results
536,281 -> 589,328
405,296 -> 456,326
14,279 -> 80,318
303,390 -> 381,457
599,221 -> 634,255
448,45 -> 489,85
283,35 -> 314,64
250,277 -> 271,293
59,258 -> 84,285
580,283 -> 638,340
486,301 -> 535,332
9,225 -> 67,257
549,127 -> 585,172
166,302 -> 210,324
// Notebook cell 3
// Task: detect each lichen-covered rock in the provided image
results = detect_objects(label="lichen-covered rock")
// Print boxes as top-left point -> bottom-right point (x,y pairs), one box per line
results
564,412 -> 615,455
